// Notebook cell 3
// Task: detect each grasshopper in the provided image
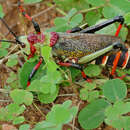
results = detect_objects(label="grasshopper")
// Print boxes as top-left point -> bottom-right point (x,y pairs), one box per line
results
0,1 -> 129,87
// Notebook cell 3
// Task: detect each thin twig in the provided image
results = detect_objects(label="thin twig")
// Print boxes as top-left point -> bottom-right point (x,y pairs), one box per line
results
72,101 -> 81,130
33,102 -> 45,118
7,45 -> 18,56
67,123 -> 80,130
0,99 -> 11,102
32,5 -> 56,19
0,50 -> 23,64
58,94 -> 76,97
0,88 -> 9,93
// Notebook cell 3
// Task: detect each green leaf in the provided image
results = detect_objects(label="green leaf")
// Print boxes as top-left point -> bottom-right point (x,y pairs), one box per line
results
48,8 -> 83,32
66,8 -> 77,20
38,86 -> 59,104
0,5 -> 4,18
85,10 -> 101,26
47,106 -> 71,125
46,100 -> 78,125
4,103 -> 25,121
78,99 -> 110,129
67,67 -> 80,82
6,72 -> 17,83
6,57 -> 18,67
103,0 -> 130,19
41,46 -> 52,62
27,79 -> 44,92
80,88 -> 89,101
125,12 -> 130,26
62,100 -> 72,109
103,79 -> 127,103
54,0 -> 89,11
80,83 -> 99,102
118,26 -> 128,41
88,90 -> 99,102
24,0 -> 42,4
0,48 -> 8,58
13,116 -> 25,125
95,19 -> 117,35
87,0 -> 106,6
19,124 -> 30,130
54,18 -> 67,26
34,121 -> 62,130
105,115 -> 130,130
69,13 -> 83,28
1,41 -> 10,48
84,64 -> 102,77
105,101 -> 130,119
83,82 -> 96,90
10,89 -> 33,105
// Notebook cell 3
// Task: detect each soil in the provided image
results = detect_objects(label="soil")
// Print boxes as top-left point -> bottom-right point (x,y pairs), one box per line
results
0,0 -> 129,130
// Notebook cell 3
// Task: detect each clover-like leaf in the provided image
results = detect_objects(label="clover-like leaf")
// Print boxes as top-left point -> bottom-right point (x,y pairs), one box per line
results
13,116 -> 25,125
103,79 -> 127,103
125,12 -> 130,26
46,100 -> 78,124
10,89 -> 33,105
78,99 -> 109,129
85,10 -> 101,26
19,124 -> 30,130
38,86 -> 59,104
103,0 -> 130,18
84,64 -> 102,77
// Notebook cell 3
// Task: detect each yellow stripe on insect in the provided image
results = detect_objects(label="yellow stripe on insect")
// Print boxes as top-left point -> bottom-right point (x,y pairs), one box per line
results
122,48 -> 130,69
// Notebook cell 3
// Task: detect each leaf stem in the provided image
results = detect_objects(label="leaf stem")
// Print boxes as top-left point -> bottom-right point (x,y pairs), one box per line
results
79,5 -> 105,13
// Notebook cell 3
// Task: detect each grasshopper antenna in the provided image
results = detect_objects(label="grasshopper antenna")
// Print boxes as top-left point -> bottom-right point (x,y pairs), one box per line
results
0,17 -> 25,48
18,0 -> 41,34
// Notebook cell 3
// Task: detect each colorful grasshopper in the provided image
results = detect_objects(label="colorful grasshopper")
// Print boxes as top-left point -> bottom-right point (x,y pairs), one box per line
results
0,0 -> 129,87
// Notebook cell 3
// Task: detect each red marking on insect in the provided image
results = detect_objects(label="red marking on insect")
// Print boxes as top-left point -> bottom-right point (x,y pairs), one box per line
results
27,81 -> 30,87
27,33 -> 45,59
27,33 -> 45,44
50,32 -> 59,47
115,24 -> 122,37
34,58 -> 43,70
111,51 -> 121,75
81,71 -> 92,82
58,62 -> 72,67
66,30 -> 72,33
